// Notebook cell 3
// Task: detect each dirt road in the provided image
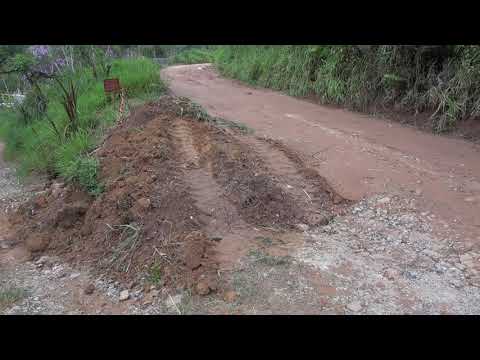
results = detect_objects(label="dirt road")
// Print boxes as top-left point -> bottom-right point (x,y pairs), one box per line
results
3,64 -> 480,315
162,64 -> 480,243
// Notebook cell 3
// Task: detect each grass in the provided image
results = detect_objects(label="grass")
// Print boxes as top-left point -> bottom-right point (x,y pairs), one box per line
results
147,262 -> 163,285
232,269 -> 260,300
60,154 -> 104,196
110,57 -> 167,98
168,47 -> 215,65
0,57 -> 166,193
106,223 -> 142,272
248,248 -> 293,267
255,236 -> 274,246
0,286 -> 27,311
176,290 -> 193,314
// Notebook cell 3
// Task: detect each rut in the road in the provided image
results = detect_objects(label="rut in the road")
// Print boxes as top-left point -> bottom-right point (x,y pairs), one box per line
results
7,97 -> 351,294
172,119 -> 271,268
240,136 -> 345,226
171,116 -> 349,232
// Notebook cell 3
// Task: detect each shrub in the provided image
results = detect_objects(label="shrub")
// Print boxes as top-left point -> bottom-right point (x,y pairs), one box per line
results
0,57 -> 165,192
168,47 -> 214,65
0,286 -> 26,311
110,57 -> 166,98
61,155 -> 103,195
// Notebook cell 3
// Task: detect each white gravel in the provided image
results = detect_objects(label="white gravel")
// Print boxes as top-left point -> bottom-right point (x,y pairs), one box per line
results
296,195 -> 480,314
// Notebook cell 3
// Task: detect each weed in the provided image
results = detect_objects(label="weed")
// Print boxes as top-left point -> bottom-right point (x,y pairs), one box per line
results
232,270 -> 260,300
168,48 -> 215,65
106,223 -> 142,272
110,57 -> 166,98
0,286 -> 27,311
248,248 -> 292,267
255,236 -> 273,246
147,262 -> 163,285
176,289 -> 194,314
0,57 -> 166,192
60,155 -> 103,196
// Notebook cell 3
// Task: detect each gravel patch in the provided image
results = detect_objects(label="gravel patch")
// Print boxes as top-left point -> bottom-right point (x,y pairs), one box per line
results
295,194 -> 480,314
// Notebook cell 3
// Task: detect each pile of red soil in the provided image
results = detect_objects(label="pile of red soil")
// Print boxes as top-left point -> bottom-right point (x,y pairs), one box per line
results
7,96 -> 349,295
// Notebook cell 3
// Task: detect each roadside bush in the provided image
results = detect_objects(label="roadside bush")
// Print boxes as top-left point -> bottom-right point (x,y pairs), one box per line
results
168,47 -> 214,65
0,57 -> 165,192
110,57 -> 166,98
61,155 -> 103,195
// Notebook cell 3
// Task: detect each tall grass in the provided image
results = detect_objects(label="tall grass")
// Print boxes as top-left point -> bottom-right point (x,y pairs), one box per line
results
0,57 -> 165,192
168,47 -> 215,65
110,57 -> 166,98
214,45 -> 480,132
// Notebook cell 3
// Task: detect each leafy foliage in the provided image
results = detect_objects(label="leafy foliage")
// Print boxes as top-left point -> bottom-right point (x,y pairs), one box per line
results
0,53 -> 165,193
61,155 -> 103,196
168,47 -> 214,65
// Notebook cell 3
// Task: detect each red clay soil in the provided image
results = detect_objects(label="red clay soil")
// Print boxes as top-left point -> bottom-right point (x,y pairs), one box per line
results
162,64 -> 480,244
8,103 -> 218,293
7,96 -> 347,294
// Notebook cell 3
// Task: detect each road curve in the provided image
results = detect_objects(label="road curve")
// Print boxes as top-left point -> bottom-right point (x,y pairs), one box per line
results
162,64 -> 480,243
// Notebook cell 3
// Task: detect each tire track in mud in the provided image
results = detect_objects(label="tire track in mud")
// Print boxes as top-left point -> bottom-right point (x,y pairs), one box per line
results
171,118 -> 349,270
239,136 -> 341,227
171,119 -> 261,269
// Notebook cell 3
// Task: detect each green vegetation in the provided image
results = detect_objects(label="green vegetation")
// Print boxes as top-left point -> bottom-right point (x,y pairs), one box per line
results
0,54 -> 165,193
59,153 -> 104,196
213,45 -> 480,132
0,286 -> 27,311
147,262 -> 163,285
168,47 -> 215,65
110,58 -> 166,98
248,248 -> 293,266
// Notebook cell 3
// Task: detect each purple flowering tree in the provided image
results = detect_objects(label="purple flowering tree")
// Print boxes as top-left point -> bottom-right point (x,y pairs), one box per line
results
28,45 -> 70,76
30,45 -> 49,58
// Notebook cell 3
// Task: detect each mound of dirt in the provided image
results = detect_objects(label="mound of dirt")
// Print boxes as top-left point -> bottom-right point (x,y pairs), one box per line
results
7,96 -> 350,294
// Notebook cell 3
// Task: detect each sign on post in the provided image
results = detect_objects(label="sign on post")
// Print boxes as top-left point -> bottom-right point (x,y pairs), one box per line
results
104,79 -> 121,94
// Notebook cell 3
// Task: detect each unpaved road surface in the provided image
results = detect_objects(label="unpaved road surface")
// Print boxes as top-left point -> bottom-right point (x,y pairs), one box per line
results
163,64 -> 480,242
2,64 -> 480,315
161,64 -> 480,314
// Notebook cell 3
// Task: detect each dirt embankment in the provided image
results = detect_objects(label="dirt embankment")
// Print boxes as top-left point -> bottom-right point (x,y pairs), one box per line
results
6,96 -> 348,296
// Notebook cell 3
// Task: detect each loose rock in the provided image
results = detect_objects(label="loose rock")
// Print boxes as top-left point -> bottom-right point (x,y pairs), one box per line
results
51,182 -> 64,198
84,283 -> 95,295
383,268 -> 400,281
347,302 -> 362,312
119,290 -> 130,301
165,294 -> 182,312
296,223 -> 310,232
196,281 -> 211,296
223,291 -> 237,303
377,197 -> 390,205
137,198 -> 151,209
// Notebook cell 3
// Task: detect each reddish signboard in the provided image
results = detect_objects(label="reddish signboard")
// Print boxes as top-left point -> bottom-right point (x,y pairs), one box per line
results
104,79 -> 121,94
